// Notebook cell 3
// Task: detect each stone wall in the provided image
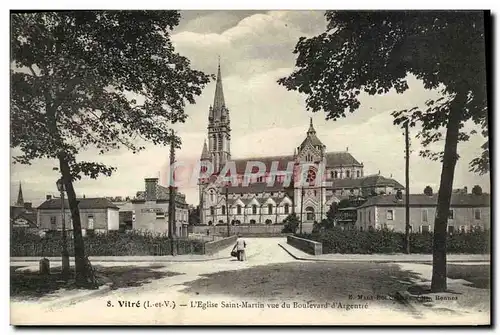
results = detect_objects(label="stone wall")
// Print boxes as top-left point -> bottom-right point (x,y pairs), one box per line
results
190,224 -> 286,237
287,235 -> 322,255
204,235 -> 238,255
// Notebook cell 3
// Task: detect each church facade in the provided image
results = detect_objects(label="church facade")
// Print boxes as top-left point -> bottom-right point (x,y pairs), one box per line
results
198,64 -> 404,230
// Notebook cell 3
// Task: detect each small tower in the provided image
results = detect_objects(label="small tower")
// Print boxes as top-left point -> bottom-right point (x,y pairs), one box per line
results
15,182 -> 24,207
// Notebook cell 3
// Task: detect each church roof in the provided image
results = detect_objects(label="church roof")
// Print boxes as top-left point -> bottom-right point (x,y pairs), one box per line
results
16,182 -> 24,206
358,193 -> 490,209
325,174 -> 404,190
299,118 -> 325,150
325,152 -> 361,167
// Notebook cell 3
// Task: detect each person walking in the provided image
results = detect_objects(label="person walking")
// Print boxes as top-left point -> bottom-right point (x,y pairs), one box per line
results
235,234 -> 247,261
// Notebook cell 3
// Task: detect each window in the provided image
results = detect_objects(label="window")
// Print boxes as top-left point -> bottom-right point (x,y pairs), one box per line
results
50,216 -> 57,230
306,207 -> 315,221
359,226 -> 363,232
386,210 -> 394,221
284,204 -> 290,214
474,209 -> 481,220
448,209 -> 454,220
156,211 -> 165,220
250,219 -> 256,225
334,171 -> 338,179
265,219 -> 272,225
210,206 -> 215,215
252,205 -> 257,215
346,170 -> 350,178
330,171 -> 334,179
210,193 -> 214,202
368,210 -> 371,223
420,225 -> 430,233
257,176 -> 263,183
357,171 -> 360,178
306,169 -> 316,183
268,204 -> 273,214
222,205 -> 226,215
421,209 -> 428,223
237,205 -> 242,215
447,225 -> 455,234
314,190 -> 317,197
88,215 -> 95,230
359,211 -> 362,223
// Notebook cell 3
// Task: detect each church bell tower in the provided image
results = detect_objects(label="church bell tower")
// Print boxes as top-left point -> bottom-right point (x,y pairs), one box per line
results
207,59 -> 231,173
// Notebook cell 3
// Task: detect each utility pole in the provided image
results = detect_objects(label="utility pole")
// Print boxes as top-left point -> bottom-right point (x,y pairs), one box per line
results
405,121 -> 411,254
226,187 -> 230,237
168,140 -> 177,256
300,187 -> 304,235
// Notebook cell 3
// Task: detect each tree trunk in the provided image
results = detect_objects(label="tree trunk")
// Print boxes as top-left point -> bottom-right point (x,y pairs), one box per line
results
431,99 -> 462,293
59,155 -> 88,287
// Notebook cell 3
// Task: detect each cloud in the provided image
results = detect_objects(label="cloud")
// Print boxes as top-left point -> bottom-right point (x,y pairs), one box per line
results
11,10 -> 490,208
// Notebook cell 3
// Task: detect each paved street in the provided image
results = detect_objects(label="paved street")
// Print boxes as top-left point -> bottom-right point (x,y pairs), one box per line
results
10,238 -> 490,325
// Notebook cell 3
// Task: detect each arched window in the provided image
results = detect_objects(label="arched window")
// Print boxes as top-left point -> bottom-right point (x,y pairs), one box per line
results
330,171 -> 334,179
222,205 -> 226,215
250,219 -> 256,225
346,170 -> 350,178
268,204 -> 273,214
208,220 -> 213,226
237,205 -> 242,215
210,206 -> 215,215
284,204 -> 290,214
252,205 -> 257,215
265,219 -> 272,225
306,169 -> 316,184
305,207 -> 315,221
334,171 -> 338,179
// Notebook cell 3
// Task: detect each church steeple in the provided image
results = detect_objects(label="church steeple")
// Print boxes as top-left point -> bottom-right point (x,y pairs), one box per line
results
307,117 -> 316,135
213,57 -> 226,115
16,182 -> 24,206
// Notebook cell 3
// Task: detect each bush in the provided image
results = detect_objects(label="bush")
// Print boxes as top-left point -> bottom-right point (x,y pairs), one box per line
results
282,213 -> 299,234
10,229 -> 205,256
296,229 -> 490,254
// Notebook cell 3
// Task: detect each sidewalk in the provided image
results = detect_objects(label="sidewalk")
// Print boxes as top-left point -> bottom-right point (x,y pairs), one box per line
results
11,245 -> 234,264
278,243 -> 490,263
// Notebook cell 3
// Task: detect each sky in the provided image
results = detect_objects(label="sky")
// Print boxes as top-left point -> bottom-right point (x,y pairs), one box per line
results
10,10 -> 490,207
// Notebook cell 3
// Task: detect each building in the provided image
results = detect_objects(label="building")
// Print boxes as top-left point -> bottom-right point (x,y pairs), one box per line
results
355,193 -> 491,233
10,183 -> 38,233
37,196 -> 119,235
198,62 -> 404,231
131,178 -> 189,236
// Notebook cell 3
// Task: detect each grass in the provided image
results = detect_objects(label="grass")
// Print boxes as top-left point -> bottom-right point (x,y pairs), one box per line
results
446,264 -> 490,289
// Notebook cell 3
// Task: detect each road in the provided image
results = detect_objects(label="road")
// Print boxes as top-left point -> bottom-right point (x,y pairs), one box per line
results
10,238 -> 490,325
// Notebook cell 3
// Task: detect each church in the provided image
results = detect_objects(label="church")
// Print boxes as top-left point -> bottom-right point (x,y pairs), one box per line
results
198,63 -> 404,230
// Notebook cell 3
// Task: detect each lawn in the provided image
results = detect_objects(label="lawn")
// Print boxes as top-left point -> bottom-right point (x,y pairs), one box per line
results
446,264 -> 490,289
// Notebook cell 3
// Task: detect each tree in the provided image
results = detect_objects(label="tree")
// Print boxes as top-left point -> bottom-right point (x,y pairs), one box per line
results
188,205 -> 201,225
11,11 -> 211,287
472,185 -> 483,195
424,186 -> 434,196
278,11 -> 488,292
282,213 -> 300,234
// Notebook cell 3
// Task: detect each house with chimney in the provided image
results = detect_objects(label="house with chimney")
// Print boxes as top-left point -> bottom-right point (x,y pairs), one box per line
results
37,195 -> 119,235
130,177 -> 189,236
355,190 -> 490,233
10,182 -> 38,232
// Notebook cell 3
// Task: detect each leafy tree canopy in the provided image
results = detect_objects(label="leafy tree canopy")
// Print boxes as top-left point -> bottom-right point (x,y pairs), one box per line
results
11,11 -> 211,180
278,11 -> 488,174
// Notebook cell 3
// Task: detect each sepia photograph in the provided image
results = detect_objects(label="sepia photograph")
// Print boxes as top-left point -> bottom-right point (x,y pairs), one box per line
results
9,9 -> 491,326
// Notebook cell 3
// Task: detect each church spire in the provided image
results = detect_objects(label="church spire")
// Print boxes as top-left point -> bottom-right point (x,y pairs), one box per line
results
213,57 -> 226,113
307,117 -> 316,135
200,139 -> 210,160
16,182 -> 24,206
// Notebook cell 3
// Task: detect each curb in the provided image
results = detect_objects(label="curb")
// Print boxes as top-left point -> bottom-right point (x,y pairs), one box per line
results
11,256 -> 232,263
278,243 -> 490,263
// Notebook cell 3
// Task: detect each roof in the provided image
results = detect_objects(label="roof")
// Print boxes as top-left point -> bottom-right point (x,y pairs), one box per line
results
11,211 -> 37,228
325,152 -> 362,167
200,140 -> 210,160
357,194 -> 491,209
134,185 -> 187,204
226,181 -> 292,194
38,198 -> 119,210
213,62 -> 226,115
326,174 -> 404,190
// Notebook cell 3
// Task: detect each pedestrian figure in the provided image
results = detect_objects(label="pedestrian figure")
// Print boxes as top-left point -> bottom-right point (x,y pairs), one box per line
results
234,234 -> 247,261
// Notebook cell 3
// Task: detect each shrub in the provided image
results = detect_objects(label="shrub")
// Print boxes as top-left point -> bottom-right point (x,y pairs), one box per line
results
295,229 -> 490,254
282,213 -> 299,234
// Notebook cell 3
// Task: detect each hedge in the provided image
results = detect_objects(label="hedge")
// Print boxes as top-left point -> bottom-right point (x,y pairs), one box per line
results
10,230 -> 205,256
297,228 -> 490,254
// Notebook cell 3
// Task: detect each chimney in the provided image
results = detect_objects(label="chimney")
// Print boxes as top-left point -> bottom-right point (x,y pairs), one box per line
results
145,178 -> 159,201
23,202 -> 32,210
46,195 -> 52,200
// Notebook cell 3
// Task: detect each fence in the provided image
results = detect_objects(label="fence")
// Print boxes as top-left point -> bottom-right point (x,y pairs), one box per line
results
189,224 -> 286,236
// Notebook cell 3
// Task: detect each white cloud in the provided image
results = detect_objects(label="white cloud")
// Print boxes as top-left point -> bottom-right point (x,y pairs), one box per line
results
11,10 -> 489,208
